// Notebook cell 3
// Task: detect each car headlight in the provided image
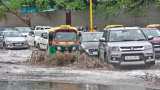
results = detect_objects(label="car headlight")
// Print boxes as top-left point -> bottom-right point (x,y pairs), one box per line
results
24,41 -> 28,44
110,47 -> 120,52
5,41 -> 12,44
57,46 -> 61,51
144,45 -> 152,50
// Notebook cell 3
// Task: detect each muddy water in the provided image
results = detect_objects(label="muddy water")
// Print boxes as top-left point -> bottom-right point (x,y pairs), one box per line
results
0,81 -> 157,90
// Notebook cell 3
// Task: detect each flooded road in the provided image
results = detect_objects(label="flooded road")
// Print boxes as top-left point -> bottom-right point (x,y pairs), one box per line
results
0,49 -> 32,63
0,49 -> 160,89
0,81 -> 158,90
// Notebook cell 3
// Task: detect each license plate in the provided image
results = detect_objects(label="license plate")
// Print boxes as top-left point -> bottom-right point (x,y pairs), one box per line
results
154,48 -> 160,51
125,56 -> 140,60
92,52 -> 98,55
15,43 -> 21,46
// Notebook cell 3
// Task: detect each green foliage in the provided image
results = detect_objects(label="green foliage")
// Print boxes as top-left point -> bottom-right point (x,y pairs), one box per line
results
0,0 -> 160,21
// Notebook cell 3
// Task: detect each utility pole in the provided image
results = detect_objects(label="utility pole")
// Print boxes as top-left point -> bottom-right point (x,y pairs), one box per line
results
89,0 -> 94,32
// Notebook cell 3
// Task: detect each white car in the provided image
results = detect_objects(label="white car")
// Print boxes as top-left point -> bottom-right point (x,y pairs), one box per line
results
27,26 -> 51,47
37,32 -> 48,50
2,30 -> 29,49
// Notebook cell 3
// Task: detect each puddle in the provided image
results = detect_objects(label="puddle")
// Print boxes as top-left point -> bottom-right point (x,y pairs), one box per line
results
0,81 -> 158,90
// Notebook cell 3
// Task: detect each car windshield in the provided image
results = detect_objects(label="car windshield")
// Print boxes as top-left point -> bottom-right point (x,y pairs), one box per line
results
82,33 -> 103,42
109,29 -> 146,42
4,31 -> 22,37
34,31 -> 44,36
55,32 -> 77,41
142,29 -> 160,38
16,27 -> 31,33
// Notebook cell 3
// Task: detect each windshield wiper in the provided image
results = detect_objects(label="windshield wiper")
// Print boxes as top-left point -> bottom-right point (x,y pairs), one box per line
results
121,39 -> 134,41
135,39 -> 146,41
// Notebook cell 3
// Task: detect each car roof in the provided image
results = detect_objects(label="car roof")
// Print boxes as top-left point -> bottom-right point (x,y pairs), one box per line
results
81,32 -> 103,34
141,28 -> 159,30
3,30 -> 19,32
107,27 -> 140,31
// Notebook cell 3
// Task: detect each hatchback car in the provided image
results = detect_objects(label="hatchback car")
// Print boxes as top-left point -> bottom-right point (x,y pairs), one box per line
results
2,30 -> 29,49
98,27 -> 155,66
80,32 -> 103,56
141,28 -> 160,58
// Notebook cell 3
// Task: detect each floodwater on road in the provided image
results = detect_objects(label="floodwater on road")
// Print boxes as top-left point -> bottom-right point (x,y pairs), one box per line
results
0,49 -> 160,90
0,81 -> 157,90
0,49 -> 32,63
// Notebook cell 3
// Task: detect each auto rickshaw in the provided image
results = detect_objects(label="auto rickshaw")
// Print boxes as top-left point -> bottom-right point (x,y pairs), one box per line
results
146,24 -> 160,29
48,25 -> 80,55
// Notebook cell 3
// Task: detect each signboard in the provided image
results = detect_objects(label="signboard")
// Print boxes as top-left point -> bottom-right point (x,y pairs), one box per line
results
20,5 -> 37,14
20,5 -> 57,14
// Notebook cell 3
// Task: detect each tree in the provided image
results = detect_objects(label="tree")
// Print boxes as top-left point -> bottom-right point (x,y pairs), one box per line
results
95,0 -> 158,18
0,0 -> 160,26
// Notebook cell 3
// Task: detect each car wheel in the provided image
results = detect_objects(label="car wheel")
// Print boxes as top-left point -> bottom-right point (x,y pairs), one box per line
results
37,43 -> 41,50
104,52 -> 109,63
34,41 -> 37,47
148,61 -> 155,65
98,50 -> 104,62
145,61 -> 155,67
3,43 -> 6,49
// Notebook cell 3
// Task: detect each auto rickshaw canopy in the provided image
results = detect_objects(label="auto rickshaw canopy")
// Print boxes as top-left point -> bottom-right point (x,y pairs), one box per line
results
48,25 -> 78,33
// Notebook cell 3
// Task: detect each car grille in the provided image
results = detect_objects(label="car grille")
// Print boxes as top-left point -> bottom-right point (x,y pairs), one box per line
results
12,42 -> 25,46
120,46 -> 143,51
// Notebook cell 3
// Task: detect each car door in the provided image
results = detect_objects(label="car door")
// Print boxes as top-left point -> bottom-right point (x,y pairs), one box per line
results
39,32 -> 48,49
27,31 -> 35,46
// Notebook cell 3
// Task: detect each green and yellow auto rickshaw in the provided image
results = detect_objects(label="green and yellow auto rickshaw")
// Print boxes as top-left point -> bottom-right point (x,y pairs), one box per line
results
48,25 -> 80,55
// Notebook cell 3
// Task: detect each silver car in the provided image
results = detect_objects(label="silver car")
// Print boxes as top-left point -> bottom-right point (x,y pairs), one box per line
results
80,32 -> 103,56
2,30 -> 29,49
98,27 -> 155,66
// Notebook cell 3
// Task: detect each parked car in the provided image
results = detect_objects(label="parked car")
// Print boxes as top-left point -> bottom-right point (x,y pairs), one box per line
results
15,27 -> 32,37
0,27 -> 6,48
34,26 -> 51,47
0,31 -> 4,48
80,32 -> 103,56
26,26 -> 51,47
37,31 -> 48,50
2,30 -> 29,49
98,27 -> 155,66
141,28 -> 160,58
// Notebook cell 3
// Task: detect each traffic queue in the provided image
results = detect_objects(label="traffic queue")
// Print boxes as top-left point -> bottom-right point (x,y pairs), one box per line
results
1,24 -> 160,67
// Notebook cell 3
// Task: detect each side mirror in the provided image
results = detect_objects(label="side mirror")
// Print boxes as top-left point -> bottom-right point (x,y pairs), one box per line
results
78,32 -> 82,37
99,38 -> 106,42
148,36 -> 154,40
41,33 -> 48,39
29,31 -> 34,35
0,35 -> 4,38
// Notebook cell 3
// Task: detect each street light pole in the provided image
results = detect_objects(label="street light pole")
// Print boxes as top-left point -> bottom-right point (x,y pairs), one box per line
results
89,0 -> 94,32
